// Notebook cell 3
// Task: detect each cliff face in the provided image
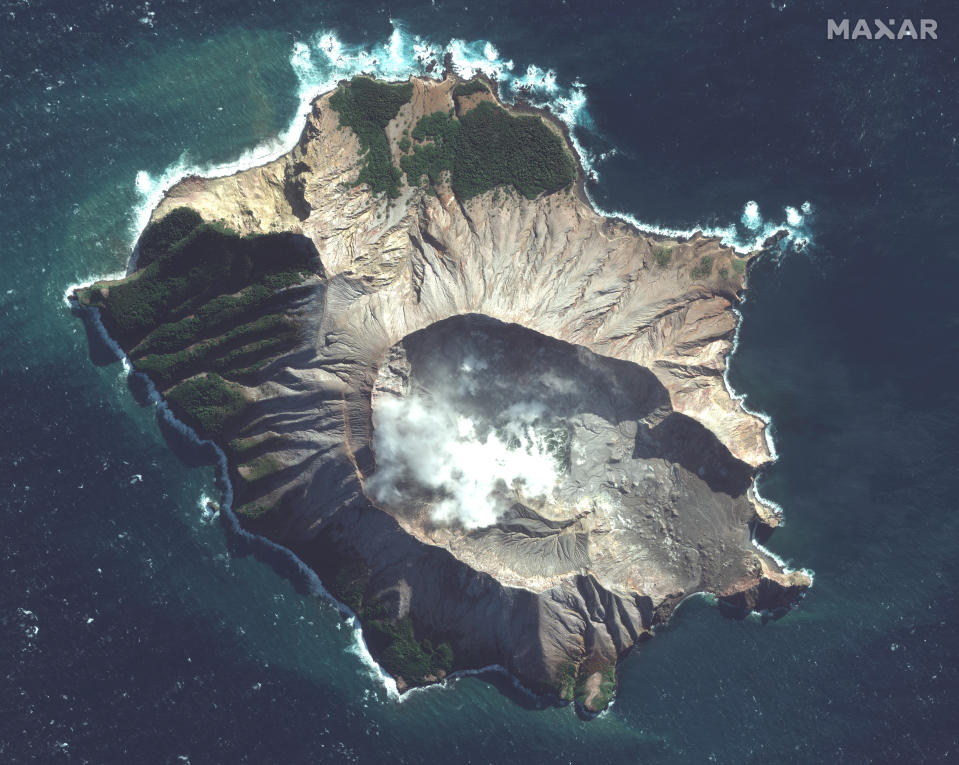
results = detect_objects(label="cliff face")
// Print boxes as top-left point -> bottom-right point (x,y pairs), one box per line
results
99,74 -> 808,709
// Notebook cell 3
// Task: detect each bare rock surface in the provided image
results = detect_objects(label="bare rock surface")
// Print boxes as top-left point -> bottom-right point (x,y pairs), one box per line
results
147,74 -> 809,708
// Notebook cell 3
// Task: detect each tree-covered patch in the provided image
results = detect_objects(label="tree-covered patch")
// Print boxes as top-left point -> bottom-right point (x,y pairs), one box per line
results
401,102 -> 576,200
362,616 -> 454,682
399,109 -> 460,187
329,76 -> 413,198
291,534 -> 455,686
76,207 -> 320,439
452,78 -> 489,98
132,313 -> 297,389
165,373 -> 248,437
555,660 -> 578,700
453,102 -> 576,199
134,206 -> 204,268
328,76 -> 575,201
574,664 -> 617,712
79,220 -> 317,348
239,454 -> 284,483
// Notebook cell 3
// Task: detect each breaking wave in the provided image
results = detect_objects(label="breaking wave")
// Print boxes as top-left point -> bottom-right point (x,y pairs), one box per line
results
92,19 -> 815,695
131,19 -> 813,255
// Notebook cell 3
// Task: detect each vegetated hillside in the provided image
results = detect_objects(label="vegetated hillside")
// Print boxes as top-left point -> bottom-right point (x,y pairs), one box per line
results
76,207 -> 320,437
328,75 -> 575,201
329,77 -> 414,198
452,78 -> 489,98
400,101 -> 576,200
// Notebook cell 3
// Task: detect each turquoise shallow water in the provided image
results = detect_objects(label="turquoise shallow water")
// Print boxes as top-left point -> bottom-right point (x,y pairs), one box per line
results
3,1 -> 959,762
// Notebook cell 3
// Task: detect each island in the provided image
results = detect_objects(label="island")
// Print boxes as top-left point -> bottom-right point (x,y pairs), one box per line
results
74,73 -> 810,712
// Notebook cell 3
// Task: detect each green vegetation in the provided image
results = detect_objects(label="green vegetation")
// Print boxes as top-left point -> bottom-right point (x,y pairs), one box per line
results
453,78 -> 489,98
240,454 -> 284,482
732,257 -> 747,274
574,665 -> 617,711
555,661 -> 578,700
135,206 -> 204,268
82,222 -> 315,348
363,616 -> 454,681
327,76 -> 575,201
80,207 -> 319,439
165,373 -> 247,436
328,558 -> 370,614
329,77 -> 413,198
333,560 -> 455,683
399,101 -> 576,200
132,314 -> 296,389
235,502 -> 276,520
229,432 -> 281,458
399,109 -> 460,188
718,267 -> 729,280
690,255 -> 714,279
652,246 -> 673,268
552,658 -> 618,709
453,101 -> 576,199
543,427 -> 571,472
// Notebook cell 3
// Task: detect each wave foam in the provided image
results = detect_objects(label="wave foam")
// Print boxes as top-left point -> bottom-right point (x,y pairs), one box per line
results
130,20 -> 815,257
68,301 -> 401,699
78,19 -> 816,691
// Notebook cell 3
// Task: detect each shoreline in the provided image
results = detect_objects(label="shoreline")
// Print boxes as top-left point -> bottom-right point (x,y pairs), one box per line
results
67,67 -> 811,706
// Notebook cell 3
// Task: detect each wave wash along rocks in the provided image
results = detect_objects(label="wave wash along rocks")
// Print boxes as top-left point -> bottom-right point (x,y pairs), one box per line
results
73,73 -> 810,712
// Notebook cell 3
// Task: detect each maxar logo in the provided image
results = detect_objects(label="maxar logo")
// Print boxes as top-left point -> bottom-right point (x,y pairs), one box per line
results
827,18 -> 938,40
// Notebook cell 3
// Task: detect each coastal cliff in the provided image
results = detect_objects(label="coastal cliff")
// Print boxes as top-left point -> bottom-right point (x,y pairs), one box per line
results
75,73 -> 810,711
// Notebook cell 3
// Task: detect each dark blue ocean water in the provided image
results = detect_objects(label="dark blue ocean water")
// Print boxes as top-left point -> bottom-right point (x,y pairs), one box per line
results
2,0 -> 959,762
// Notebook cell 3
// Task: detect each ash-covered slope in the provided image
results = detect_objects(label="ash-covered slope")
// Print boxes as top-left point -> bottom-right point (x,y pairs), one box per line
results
77,73 -> 809,711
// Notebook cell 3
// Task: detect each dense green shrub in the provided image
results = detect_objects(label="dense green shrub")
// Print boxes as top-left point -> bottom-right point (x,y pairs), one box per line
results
135,207 -> 203,267
555,661 -> 578,699
400,109 -> 459,187
452,101 -> 576,200
362,615 -> 455,682
329,76 -> 574,201
453,79 -> 489,98
241,454 -> 283,482
574,665 -> 617,710
329,77 -> 413,198
95,222 -> 314,348
82,209 -> 319,439
134,314 -> 295,388
165,373 -> 247,436
401,102 -> 576,200
432,641 -> 454,673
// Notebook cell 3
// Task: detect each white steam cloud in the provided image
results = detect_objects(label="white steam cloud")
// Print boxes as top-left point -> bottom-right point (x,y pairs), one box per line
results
368,395 -> 559,530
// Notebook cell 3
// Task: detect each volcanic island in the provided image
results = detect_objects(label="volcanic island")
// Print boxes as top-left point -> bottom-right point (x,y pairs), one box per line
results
74,73 -> 810,712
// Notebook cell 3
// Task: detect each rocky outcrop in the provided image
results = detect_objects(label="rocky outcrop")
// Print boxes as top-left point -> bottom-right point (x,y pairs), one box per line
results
128,74 -> 808,709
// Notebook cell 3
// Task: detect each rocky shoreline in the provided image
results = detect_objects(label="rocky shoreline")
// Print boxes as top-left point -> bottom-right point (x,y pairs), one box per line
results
74,73 -> 810,712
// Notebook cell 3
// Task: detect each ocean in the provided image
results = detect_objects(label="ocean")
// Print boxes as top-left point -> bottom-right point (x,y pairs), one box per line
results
2,0 -> 958,761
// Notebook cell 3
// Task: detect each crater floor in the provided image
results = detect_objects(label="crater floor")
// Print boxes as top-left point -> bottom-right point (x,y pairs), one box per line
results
371,314 -> 763,603
75,73 -> 811,710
